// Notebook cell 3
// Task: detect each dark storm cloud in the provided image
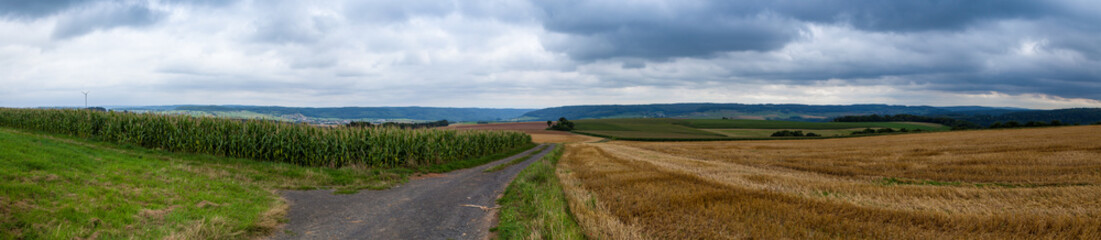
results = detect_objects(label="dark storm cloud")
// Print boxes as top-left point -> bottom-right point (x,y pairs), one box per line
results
772,0 -> 1048,32
531,0 -> 1101,100
0,0 -> 87,18
0,0 -> 236,39
0,0 -> 233,19
51,3 -> 165,39
536,1 -> 800,61
927,63 -> 1101,99
534,0 -> 1058,61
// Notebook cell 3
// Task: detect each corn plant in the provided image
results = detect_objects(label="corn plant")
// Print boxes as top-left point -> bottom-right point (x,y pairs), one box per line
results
0,108 -> 531,168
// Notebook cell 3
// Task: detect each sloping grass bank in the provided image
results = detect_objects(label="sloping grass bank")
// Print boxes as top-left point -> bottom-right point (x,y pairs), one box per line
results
494,144 -> 586,239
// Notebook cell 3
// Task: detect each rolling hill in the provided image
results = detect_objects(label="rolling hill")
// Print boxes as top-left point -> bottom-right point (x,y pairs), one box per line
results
520,103 -> 1020,121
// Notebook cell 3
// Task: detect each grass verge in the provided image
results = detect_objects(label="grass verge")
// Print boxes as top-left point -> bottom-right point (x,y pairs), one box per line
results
417,143 -> 538,174
493,144 -> 586,240
485,145 -> 547,173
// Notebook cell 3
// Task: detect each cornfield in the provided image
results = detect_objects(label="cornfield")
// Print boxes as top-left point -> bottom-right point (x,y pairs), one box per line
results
0,108 -> 531,168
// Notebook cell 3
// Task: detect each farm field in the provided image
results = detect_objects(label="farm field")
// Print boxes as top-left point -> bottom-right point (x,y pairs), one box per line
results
679,119 -> 948,130
0,109 -> 537,239
447,121 -> 601,143
0,108 -> 530,168
558,125 -> 1101,239
571,118 -> 946,140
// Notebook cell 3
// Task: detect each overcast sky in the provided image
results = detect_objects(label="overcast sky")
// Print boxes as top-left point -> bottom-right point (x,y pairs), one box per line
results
2,0 -> 1101,109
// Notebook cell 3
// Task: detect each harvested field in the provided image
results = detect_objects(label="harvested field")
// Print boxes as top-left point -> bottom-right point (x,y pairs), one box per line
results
448,122 -> 601,143
558,126 -> 1101,239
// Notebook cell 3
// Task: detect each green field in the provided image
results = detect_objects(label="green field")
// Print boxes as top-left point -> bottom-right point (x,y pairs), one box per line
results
572,119 -> 728,139
677,119 -> 949,130
572,118 -> 948,140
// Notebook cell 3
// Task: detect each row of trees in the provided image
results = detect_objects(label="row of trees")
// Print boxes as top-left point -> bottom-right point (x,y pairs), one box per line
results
346,120 -> 450,129
850,128 -> 922,135
770,130 -> 820,137
772,128 -> 930,137
836,113 -> 1101,130
988,120 -> 1066,129
833,114 -> 980,130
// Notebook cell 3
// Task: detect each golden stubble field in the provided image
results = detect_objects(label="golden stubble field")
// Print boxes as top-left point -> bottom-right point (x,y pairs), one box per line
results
557,125 -> 1101,239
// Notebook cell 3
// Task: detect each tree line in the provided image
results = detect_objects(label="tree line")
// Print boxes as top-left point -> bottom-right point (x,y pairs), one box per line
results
988,120 -> 1069,129
770,130 -> 820,137
850,128 -> 922,135
835,113 -> 1101,130
346,120 -> 450,129
832,114 -> 980,129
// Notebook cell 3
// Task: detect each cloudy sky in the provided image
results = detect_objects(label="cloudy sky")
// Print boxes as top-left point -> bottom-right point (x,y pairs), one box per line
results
2,0 -> 1101,109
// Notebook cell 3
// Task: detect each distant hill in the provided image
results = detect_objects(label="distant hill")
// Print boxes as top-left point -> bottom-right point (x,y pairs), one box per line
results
103,104 -> 1101,126
939,108 -> 1101,126
113,105 -> 535,122
520,103 -> 1021,121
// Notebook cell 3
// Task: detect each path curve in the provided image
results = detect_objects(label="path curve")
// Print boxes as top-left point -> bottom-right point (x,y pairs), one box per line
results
270,144 -> 554,240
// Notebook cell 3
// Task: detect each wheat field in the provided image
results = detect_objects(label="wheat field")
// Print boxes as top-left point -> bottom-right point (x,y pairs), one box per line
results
558,126 -> 1101,239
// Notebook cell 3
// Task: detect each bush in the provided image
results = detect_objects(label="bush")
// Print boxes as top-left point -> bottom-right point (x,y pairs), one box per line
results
805,132 -> 820,137
771,130 -> 805,137
852,128 -> 876,135
547,117 -> 575,131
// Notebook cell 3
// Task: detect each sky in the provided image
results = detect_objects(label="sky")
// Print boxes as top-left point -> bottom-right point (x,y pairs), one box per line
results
2,0 -> 1101,109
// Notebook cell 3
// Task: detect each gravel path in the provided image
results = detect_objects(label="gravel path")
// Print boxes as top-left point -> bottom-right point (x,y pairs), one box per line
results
270,144 -> 553,240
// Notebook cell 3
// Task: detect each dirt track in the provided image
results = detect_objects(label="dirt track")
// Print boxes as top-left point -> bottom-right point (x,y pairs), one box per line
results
270,144 -> 553,240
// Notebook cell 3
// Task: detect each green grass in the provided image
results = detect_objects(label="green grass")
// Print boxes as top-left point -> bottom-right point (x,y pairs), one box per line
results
571,118 -> 948,140
0,127 -> 527,239
494,144 -> 585,240
573,119 -> 727,139
485,145 -> 546,173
